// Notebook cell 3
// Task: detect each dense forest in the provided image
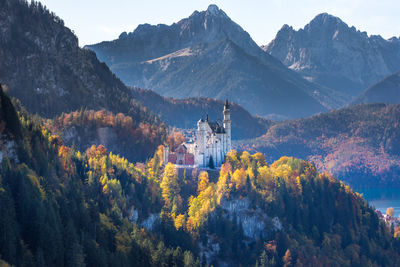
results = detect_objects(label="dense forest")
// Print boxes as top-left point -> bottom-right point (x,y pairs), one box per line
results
238,103 -> 400,187
1,88 -> 400,266
44,109 -> 166,162
0,86 -> 198,266
157,153 -> 400,266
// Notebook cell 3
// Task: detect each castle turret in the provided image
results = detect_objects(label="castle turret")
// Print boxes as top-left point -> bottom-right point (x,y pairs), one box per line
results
196,118 -> 207,166
163,146 -> 169,165
223,99 -> 231,153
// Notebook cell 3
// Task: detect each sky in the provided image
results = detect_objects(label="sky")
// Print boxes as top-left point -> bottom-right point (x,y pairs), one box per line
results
38,0 -> 400,47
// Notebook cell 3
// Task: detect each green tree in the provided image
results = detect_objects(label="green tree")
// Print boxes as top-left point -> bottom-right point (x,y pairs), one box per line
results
209,156 -> 215,169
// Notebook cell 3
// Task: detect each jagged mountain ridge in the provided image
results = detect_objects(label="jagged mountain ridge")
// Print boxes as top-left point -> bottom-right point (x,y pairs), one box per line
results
264,13 -> 400,99
87,5 -> 347,119
352,70 -> 400,104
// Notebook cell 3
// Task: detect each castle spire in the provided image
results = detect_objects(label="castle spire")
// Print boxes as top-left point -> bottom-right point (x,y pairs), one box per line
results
223,100 -> 231,153
224,99 -> 230,109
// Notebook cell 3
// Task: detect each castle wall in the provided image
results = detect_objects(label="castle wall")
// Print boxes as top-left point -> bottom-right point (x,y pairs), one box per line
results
166,102 -> 231,168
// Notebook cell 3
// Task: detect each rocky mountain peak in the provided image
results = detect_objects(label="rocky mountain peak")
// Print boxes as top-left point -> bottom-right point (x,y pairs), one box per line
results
265,13 -> 400,98
303,12 -> 354,38
86,6 -> 334,119
205,4 -> 228,18
184,4 -> 235,34
308,13 -> 344,27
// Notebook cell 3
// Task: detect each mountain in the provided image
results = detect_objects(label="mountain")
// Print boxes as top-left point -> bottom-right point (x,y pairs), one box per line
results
237,103 -> 400,187
353,70 -> 400,104
0,0 -> 154,123
2,88 -> 400,266
86,5 -> 347,119
130,88 -> 271,140
264,13 -> 400,99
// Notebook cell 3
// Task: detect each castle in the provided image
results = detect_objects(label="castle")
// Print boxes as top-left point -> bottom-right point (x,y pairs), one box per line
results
164,100 -> 231,168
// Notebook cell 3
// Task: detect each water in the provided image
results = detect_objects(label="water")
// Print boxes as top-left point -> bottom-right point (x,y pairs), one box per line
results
355,188 -> 400,218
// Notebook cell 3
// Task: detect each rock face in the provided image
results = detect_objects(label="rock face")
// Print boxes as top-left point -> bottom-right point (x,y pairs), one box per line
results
199,197 -> 282,265
353,70 -> 400,104
264,13 -> 400,99
87,5 -> 345,119
219,197 -> 277,239
0,0 -> 148,120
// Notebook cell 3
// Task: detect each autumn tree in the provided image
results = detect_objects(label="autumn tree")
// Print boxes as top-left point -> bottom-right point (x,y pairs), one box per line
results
160,163 -> 180,210
232,168 -> 247,190
283,249 -> 292,267
386,207 -> 395,217
197,171 -> 209,193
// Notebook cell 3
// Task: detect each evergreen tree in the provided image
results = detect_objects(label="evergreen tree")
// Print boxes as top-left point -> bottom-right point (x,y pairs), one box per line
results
208,156 -> 215,169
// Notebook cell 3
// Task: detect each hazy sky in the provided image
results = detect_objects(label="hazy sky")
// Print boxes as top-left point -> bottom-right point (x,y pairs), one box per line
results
38,0 -> 400,47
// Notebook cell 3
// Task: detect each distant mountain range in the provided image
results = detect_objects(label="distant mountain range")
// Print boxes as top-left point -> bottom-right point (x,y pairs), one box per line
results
264,13 -> 400,100
87,5 -> 347,119
353,70 -> 400,104
237,103 -> 400,187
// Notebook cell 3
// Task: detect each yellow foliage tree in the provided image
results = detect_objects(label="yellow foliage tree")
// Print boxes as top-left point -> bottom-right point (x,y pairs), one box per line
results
232,168 -> 247,190
160,163 -> 180,208
226,150 -> 240,168
252,152 -> 267,167
197,171 -> 209,193
386,207 -> 395,217
257,165 -> 274,189
174,214 -> 186,230
240,151 -> 251,169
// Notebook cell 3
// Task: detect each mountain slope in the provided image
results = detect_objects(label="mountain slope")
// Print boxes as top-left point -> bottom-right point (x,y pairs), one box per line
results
130,87 -> 271,140
264,13 -> 400,98
237,103 -> 400,187
44,109 -> 165,162
0,0 -> 154,123
353,70 -> 400,104
0,87 -> 197,266
2,78 -> 400,266
87,5 -> 346,119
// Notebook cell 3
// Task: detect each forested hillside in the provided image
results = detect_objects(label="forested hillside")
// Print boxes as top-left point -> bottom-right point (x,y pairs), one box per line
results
0,82 -> 198,266
44,109 -> 166,162
157,153 -> 400,266
353,71 -> 400,105
238,103 -> 400,187
2,88 -> 400,266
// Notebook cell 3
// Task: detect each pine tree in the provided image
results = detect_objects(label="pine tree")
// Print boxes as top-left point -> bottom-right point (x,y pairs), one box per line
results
208,156 -> 215,169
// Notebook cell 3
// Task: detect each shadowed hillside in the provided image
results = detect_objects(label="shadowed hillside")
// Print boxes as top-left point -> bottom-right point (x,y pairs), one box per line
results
237,103 -> 400,187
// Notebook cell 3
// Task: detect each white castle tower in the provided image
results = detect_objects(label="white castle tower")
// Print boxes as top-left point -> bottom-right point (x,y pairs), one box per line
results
164,100 -> 232,168
223,99 -> 231,153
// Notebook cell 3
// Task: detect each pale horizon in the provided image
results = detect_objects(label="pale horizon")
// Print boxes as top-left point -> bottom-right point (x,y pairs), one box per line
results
38,0 -> 400,47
